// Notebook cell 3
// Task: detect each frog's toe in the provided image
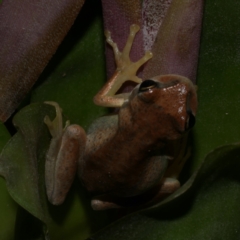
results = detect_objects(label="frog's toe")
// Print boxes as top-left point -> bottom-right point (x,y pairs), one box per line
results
44,115 -> 54,135
44,101 -> 64,138
130,24 -> 140,33
44,115 -> 52,126
91,198 -> 122,211
44,101 -> 63,119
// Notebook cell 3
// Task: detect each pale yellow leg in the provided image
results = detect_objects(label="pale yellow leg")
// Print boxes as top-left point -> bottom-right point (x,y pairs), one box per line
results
44,101 -> 70,138
94,24 -> 153,108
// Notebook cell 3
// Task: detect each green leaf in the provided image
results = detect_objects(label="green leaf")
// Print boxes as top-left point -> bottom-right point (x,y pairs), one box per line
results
0,103 -> 52,224
191,0 -> 240,171
0,123 -> 17,240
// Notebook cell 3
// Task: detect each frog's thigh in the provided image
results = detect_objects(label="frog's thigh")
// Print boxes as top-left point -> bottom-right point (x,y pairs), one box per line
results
45,124 -> 86,205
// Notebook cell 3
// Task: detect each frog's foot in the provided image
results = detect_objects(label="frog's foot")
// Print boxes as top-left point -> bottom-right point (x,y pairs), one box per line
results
94,24 -> 153,108
44,101 -> 70,139
105,24 -> 152,75
44,102 -> 86,205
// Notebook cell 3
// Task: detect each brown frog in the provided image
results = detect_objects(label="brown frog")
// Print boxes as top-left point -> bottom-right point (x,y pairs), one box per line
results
44,24 -> 197,210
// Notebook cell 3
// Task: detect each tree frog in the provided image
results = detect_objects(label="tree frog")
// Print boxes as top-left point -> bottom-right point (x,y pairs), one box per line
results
44,24 -> 197,210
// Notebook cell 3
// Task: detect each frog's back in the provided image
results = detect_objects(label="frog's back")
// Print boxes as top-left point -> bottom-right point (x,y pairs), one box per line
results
85,114 -> 118,155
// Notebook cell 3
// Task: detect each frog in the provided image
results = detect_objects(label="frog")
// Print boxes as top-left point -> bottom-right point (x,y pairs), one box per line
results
44,24 -> 197,210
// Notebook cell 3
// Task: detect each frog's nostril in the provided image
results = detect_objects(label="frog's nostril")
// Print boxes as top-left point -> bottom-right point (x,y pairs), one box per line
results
139,80 -> 157,92
185,110 -> 195,130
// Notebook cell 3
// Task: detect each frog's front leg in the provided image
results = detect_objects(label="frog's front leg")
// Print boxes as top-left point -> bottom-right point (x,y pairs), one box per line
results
44,102 -> 86,205
94,24 -> 153,108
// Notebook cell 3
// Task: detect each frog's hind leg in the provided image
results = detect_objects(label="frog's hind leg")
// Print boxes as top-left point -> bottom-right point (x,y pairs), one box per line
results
90,178 -> 180,210
44,102 -> 86,205
94,24 -> 153,108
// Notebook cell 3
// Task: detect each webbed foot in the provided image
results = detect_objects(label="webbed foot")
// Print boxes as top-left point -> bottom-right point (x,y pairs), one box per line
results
44,101 -> 70,139
94,24 -> 153,107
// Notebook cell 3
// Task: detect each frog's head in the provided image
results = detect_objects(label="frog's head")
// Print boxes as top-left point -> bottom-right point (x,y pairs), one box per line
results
125,74 -> 198,140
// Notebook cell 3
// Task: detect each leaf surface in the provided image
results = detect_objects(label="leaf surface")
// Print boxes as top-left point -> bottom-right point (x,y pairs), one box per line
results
0,0 -> 84,121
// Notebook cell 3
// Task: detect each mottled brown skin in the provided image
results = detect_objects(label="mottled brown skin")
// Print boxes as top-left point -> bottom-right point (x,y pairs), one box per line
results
44,74 -> 197,209
44,25 -> 197,210
78,74 -> 197,209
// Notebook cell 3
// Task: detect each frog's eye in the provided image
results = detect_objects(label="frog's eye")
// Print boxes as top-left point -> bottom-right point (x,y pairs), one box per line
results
185,110 -> 196,130
139,80 -> 158,93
